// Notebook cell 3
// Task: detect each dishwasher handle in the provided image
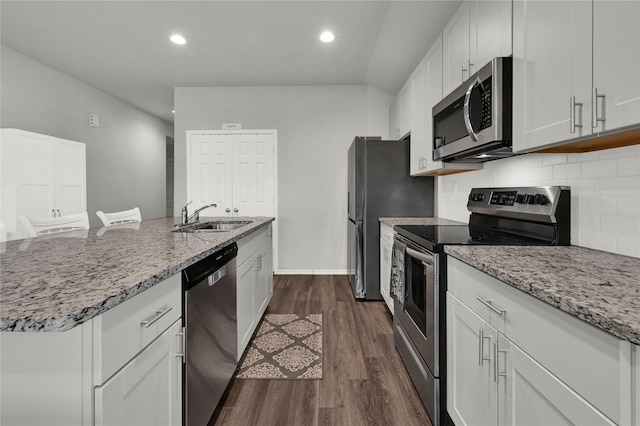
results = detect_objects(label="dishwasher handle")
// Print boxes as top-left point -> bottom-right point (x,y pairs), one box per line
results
183,242 -> 238,289
207,265 -> 227,287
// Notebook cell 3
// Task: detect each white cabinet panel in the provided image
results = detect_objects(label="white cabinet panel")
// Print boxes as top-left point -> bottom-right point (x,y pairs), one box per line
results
1,129 -> 86,240
593,0 -> 640,133
471,0 -> 512,71
236,225 -> 273,361
443,1 -> 471,96
447,293 -> 497,426
94,320 -> 182,426
513,0 -> 595,153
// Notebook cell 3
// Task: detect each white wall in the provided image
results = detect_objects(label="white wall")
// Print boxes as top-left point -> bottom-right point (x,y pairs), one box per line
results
437,145 -> 640,258
0,46 -> 173,228
174,85 -> 382,273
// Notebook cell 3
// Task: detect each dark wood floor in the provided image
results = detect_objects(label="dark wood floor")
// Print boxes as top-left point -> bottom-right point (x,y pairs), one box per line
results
213,275 -> 431,426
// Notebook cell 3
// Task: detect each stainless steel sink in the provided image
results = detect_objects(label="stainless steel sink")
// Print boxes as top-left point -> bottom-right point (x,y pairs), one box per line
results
173,220 -> 251,233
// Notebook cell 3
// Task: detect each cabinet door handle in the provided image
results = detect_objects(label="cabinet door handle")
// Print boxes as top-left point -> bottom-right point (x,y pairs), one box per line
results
225,208 -> 231,213
478,329 -> 491,366
494,342 -> 507,382
51,209 -> 55,217
140,306 -> 173,328
56,209 -> 60,217
476,297 -> 506,316
592,87 -> 606,128
461,65 -> 468,83
570,96 -> 583,133
233,208 -> 239,213
175,328 -> 185,363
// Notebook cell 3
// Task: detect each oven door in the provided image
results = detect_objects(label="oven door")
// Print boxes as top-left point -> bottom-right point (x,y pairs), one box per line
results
396,241 -> 439,376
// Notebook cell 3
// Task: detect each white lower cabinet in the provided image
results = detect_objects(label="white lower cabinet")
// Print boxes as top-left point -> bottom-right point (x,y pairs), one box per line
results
379,223 -> 394,314
94,320 -> 182,426
447,257 -> 633,425
236,224 -> 273,361
0,273 -> 183,426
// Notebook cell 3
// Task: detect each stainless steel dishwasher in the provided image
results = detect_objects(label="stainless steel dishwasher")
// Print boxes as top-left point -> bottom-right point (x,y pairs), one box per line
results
182,242 -> 238,426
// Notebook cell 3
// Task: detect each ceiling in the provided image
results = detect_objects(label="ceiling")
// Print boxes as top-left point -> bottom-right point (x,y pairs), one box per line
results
1,0 -> 461,124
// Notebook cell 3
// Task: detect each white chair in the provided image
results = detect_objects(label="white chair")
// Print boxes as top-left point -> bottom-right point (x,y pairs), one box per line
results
18,212 -> 90,238
96,207 -> 141,226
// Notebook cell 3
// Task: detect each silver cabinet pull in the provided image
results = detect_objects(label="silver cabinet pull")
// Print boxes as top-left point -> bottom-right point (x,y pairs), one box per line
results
225,208 -> 231,213
478,329 -> 491,366
233,208 -> 239,213
461,65 -> 468,83
570,96 -> 583,133
494,342 -> 507,382
175,328 -> 185,363
51,209 -> 55,217
476,297 -> 506,316
140,306 -> 173,328
592,87 -> 606,128
56,209 -> 60,217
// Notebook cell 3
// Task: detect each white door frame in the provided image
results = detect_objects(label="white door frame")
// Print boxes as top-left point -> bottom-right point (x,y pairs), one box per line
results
186,129 -> 279,272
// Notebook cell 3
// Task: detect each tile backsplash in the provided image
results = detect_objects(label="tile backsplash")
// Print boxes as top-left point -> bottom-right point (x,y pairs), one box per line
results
437,144 -> 640,259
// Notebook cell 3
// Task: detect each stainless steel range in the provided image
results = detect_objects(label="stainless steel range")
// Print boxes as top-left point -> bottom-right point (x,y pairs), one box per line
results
391,186 -> 571,426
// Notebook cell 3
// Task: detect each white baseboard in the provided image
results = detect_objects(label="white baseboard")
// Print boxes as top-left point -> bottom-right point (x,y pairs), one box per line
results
275,269 -> 348,275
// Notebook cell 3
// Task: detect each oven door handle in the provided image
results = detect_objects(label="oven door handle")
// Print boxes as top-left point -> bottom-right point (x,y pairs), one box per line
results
405,246 -> 434,265
463,76 -> 483,142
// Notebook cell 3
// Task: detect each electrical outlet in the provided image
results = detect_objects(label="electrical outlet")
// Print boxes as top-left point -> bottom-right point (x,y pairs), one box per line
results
89,113 -> 100,128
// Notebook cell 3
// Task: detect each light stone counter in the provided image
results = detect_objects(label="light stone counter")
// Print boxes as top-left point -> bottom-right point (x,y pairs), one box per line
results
444,245 -> 640,345
379,217 -> 466,228
0,217 -> 274,332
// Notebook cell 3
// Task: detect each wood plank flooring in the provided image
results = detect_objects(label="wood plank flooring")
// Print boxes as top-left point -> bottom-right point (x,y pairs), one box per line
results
212,275 -> 431,426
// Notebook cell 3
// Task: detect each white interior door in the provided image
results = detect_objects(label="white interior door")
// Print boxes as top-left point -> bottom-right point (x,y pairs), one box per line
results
188,133 -> 233,216
231,133 -> 275,218
53,138 -> 86,217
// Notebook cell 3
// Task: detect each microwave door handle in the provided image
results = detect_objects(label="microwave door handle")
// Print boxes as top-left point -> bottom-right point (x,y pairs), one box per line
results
464,76 -> 482,142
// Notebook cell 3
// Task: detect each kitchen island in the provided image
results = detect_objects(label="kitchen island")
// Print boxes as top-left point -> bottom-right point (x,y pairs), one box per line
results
1,216 -> 274,332
0,216 -> 274,426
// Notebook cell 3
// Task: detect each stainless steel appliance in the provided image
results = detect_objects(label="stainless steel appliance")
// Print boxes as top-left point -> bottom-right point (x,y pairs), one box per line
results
392,186 -> 571,426
433,57 -> 513,163
182,243 -> 238,426
348,136 -> 434,299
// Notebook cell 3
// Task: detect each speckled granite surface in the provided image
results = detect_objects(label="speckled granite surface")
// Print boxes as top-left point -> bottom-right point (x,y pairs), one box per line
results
0,217 -> 274,332
379,217 -> 466,227
444,245 -> 640,345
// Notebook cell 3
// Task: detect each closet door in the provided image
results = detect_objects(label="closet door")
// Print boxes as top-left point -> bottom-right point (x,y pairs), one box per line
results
187,133 -> 233,216
231,133 -> 275,218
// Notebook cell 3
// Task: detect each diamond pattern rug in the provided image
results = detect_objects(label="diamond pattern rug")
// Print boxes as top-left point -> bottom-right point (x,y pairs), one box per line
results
236,313 -> 323,380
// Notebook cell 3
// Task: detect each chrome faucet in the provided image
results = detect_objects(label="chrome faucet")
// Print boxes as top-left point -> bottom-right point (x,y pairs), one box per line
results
181,201 -> 217,225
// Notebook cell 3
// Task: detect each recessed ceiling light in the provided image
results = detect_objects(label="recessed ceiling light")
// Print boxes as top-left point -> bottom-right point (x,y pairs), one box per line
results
320,31 -> 335,43
170,34 -> 187,45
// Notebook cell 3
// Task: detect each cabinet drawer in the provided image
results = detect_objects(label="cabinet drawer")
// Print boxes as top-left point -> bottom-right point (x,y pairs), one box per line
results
93,273 -> 182,384
380,223 -> 395,245
237,226 -> 268,266
448,257 -> 631,424
447,258 -> 508,334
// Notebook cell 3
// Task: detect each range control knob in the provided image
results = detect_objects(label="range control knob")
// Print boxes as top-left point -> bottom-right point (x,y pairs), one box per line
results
468,193 -> 485,202
515,194 -> 526,204
534,194 -> 549,205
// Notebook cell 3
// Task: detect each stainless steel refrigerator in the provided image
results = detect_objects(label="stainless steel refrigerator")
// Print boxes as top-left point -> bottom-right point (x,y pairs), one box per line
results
347,136 -> 434,299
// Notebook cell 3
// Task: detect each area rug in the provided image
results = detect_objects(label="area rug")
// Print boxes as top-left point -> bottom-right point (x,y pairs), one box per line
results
236,313 -> 323,380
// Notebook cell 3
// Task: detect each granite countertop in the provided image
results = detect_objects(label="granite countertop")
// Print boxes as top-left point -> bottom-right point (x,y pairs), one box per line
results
379,217 -> 466,227
0,216 -> 274,332
444,245 -> 640,345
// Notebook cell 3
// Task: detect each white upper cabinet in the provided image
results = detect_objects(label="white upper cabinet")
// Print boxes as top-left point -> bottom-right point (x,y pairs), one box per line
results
0,129 -> 86,240
513,1 -> 593,152
593,0 -> 640,133
513,0 -> 640,153
443,1 -> 512,98
470,0 -> 513,70
443,1 -> 471,96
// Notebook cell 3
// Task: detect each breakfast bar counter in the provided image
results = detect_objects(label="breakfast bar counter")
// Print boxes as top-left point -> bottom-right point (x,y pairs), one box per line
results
0,216 -> 274,332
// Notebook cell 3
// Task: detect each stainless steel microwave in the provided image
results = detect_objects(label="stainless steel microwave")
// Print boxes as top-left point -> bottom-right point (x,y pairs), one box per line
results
432,57 -> 514,163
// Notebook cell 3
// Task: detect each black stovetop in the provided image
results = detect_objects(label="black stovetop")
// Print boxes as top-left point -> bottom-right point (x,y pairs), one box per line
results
395,224 -> 555,252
